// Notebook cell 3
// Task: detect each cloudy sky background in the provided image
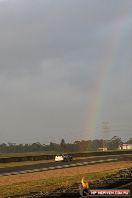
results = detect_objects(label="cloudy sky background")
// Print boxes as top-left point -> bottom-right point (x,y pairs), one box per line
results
0,0 -> 132,144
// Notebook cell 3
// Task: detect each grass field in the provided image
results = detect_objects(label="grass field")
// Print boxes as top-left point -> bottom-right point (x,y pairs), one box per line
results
0,151 -> 100,158
0,160 -> 131,197
0,149 -> 131,158
1,172 -> 132,198
0,151 -> 58,158
0,171 -> 114,197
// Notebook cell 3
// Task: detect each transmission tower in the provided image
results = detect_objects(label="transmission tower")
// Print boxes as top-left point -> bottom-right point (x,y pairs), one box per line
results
102,122 -> 110,148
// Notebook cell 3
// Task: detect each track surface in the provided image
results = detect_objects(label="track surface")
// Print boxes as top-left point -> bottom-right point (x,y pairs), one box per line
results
0,155 -> 126,175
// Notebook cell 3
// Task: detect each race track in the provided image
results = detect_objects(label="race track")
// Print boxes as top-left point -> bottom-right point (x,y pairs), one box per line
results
0,154 -> 130,176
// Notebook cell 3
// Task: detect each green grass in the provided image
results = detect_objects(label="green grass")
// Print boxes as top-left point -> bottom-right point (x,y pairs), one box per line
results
0,151 -> 58,158
0,170 -> 118,198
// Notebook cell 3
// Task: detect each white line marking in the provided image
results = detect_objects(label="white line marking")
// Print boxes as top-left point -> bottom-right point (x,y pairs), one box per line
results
63,165 -> 69,167
48,167 -> 55,170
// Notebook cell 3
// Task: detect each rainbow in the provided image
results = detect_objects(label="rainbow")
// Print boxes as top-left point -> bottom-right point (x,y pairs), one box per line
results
83,5 -> 129,139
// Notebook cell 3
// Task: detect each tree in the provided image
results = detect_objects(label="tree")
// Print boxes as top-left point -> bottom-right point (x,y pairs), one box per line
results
126,138 -> 132,144
107,136 -> 122,150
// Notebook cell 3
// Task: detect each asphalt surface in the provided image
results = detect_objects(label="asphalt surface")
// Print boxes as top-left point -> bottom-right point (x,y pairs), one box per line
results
0,155 -> 124,175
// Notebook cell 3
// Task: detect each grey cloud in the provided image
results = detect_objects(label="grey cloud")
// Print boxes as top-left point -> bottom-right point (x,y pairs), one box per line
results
0,0 -> 132,143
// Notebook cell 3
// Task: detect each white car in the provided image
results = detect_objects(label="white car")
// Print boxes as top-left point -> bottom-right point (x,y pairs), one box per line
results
55,155 -> 64,162
55,154 -> 72,162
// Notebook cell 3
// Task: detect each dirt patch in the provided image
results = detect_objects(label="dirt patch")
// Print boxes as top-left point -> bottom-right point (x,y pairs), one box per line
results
0,160 -> 131,186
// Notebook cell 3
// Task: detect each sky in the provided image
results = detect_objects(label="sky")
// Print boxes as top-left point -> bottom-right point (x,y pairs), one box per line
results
0,0 -> 132,144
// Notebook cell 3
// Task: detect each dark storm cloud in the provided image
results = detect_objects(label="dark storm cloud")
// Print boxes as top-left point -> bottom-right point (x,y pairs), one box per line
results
0,0 -> 132,143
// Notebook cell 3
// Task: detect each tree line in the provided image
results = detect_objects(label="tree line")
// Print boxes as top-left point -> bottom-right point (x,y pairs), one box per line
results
0,136 -> 131,153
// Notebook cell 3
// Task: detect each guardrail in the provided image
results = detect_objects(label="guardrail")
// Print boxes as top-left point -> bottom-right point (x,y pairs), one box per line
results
0,150 -> 131,163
